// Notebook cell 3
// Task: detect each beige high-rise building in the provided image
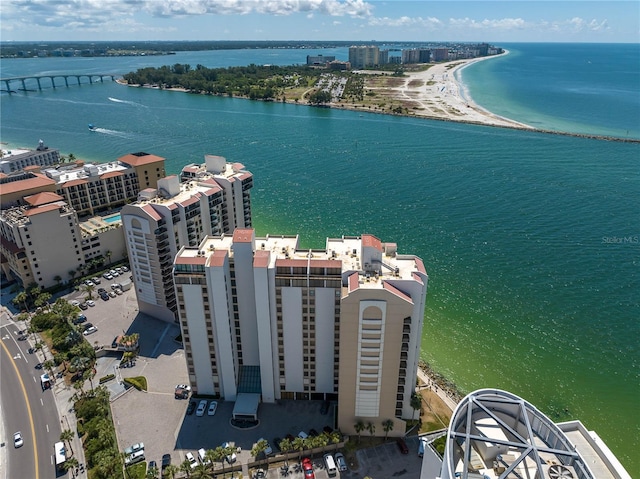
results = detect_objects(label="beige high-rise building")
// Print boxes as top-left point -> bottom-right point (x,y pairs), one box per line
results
173,230 -> 428,435
122,155 -> 253,322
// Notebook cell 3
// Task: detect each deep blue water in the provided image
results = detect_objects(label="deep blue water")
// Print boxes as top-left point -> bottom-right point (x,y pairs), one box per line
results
1,44 -> 638,474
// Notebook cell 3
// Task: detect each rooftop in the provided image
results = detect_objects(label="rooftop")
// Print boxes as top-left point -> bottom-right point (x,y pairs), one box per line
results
176,233 -> 426,286
43,161 -> 132,185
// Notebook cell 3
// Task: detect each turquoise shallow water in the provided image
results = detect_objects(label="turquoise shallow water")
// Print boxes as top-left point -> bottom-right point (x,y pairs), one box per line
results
1,44 -> 639,474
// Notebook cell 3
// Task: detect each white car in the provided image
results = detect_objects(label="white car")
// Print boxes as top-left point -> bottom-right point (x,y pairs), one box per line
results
86,300 -> 95,307
222,442 -> 237,464
83,326 -> 98,336
13,431 -> 23,448
70,300 -> 80,307
104,274 -> 113,280
122,266 -> 129,272
176,384 -> 192,392
186,452 -> 197,469
115,288 -> 123,295
207,401 -> 218,416
196,400 -> 207,417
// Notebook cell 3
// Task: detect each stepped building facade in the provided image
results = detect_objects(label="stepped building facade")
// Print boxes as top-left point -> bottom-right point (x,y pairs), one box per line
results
173,229 -> 428,435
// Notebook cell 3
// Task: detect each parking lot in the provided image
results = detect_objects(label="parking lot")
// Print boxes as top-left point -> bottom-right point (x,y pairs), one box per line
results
64,285 -> 425,479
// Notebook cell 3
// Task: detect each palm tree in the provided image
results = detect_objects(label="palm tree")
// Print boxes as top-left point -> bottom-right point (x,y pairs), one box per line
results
251,439 -> 269,470
13,291 -> 29,312
53,275 -> 62,287
382,419 -> 394,440
60,429 -> 75,455
68,269 -> 77,285
180,459 -> 192,478
63,456 -> 79,475
68,153 -> 76,163
354,420 -> 365,443
164,464 -> 179,479
280,437 -> 292,454
190,463 -> 209,479
105,250 -> 112,265
81,283 -> 95,300
204,448 -> 218,473
146,464 -> 160,478
329,430 -> 342,452
411,393 -> 422,421
292,436 -> 305,463
366,421 -> 376,438
35,292 -> 52,311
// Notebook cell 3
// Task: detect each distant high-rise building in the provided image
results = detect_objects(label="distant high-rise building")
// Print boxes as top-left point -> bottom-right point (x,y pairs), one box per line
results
349,46 -> 380,69
174,230 -> 428,434
122,155 -> 253,322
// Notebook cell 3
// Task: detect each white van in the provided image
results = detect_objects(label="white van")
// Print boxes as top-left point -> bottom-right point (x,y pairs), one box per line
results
198,448 -> 211,466
324,453 -> 338,477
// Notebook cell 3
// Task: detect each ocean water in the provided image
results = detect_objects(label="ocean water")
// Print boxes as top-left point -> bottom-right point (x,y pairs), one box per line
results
1,44 -> 639,474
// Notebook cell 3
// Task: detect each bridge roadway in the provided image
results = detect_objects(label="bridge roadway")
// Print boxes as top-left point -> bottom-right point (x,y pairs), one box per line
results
0,73 -> 120,93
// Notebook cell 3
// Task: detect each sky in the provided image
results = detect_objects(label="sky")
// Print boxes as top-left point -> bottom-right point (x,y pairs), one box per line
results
1,1 -> 638,43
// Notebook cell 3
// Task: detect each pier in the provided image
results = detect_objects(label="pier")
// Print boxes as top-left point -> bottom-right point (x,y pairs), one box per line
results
0,73 -> 120,93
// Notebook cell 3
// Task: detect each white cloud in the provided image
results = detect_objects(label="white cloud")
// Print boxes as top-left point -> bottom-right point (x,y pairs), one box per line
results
368,16 -> 442,28
448,17 -> 527,30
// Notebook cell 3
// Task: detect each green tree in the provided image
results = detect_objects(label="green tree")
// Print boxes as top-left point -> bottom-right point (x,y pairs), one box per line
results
279,437 -> 292,454
164,463 -> 179,479
13,291 -> 29,312
411,394 -> 422,420
68,269 -> 77,284
180,459 -> 192,478
53,275 -> 62,287
62,456 -> 79,474
292,436 -> 305,462
382,419 -> 394,440
81,283 -> 96,300
308,89 -> 332,105
251,439 -> 269,469
190,463 -> 209,479
60,429 -> 75,455
68,153 -> 76,162
366,421 -> 376,438
354,420 -> 365,443
35,292 -> 52,311
329,430 -> 342,452
105,250 -> 112,265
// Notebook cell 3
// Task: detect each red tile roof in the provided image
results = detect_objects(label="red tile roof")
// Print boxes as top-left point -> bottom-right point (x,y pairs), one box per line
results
141,204 -> 162,221
253,250 -> 270,268
362,234 -> 382,251
175,255 -> 207,265
118,152 -> 165,167
0,173 -> 55,195
233,229 -> 253,243
100,170 -> 124,179
382,281 -> 413,303
209,249 -> 228,267
1,236 -> 23,254
23,203 -> 62,216
60,178 -> 88,188
414,257 -> 426,274
24,191 -> 64,206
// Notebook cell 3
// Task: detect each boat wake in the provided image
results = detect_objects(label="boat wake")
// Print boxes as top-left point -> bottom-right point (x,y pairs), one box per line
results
108,97 -> 147,107
91,127 -> 136,139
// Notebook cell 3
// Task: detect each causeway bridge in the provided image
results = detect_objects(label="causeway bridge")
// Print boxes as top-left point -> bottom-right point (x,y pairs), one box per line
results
0,73 -> 121,93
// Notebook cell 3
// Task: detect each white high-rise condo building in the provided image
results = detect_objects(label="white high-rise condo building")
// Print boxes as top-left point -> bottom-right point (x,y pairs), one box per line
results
122,155 -> 253,322
173,229 -> 428,435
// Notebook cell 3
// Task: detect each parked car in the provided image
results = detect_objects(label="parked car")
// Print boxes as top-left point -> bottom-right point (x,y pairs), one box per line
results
308,428 -> 319,437
302,457 -> 315,479
104,274 -> 113,280
70,300 -> 80,307
396,437 -> 409,454
78,302 -> 88,310
92,277 -> 101,284
124,442 -> 145,455
148,460 -> 157,472
13,431 -> 23,448
161,454 -> 171,475
108,291 -> 116,298
198,448 -> 212,466
335,452 -> 347,472
98,288 -> 107,294
256,438 -> 272,455
100,293 -> 109,301
121,266 -> 129,272
298,431 -> 308,440
115,288 -> 123,295
207,401 -> 218,416
222,442 -> 236,463
186,401 -> 196,415
272,437 -> 282,452
125,450 -> 145,465
196,400 -> 207,417
185,452 -> 197,469
83,325 -> 98,336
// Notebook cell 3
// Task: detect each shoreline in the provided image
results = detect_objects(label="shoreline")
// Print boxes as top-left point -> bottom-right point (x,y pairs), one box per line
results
117,57 -> 639,143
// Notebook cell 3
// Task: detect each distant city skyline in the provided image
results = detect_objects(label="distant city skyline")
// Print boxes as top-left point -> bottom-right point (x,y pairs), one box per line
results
1,1 -> 638,43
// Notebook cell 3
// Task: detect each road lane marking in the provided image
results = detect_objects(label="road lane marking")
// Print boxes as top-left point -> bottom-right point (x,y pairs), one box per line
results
0,339 -> 39,479
40,398 -> 44,406
46,424 -> 49,433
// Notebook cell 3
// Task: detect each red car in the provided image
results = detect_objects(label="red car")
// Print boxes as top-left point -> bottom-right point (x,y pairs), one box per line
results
302,458 -> 315,479
396,437 -> 409,454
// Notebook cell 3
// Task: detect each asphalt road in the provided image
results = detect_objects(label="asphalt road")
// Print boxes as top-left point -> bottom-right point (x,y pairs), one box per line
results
1,322 -> 63,479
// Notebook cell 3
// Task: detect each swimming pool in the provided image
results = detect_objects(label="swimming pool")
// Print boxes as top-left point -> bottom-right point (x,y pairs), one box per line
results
103,214 -> 121,224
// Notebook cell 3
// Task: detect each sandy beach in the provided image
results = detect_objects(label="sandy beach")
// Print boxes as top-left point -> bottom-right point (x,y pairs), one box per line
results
341,52 -> 534,130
